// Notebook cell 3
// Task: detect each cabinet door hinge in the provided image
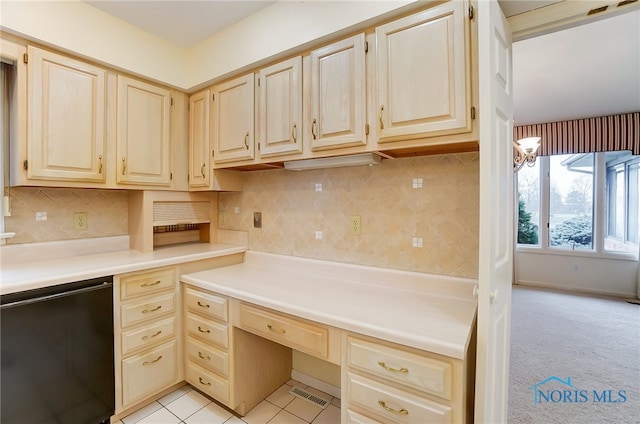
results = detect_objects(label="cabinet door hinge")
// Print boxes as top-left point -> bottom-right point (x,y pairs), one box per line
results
212,150 -> 215,157
170,172 -> 173,181
187,174 -> 190,182
171,97 -> 174,106
23,53 -> 28,64
365,124 -> 370,135
212,93 -> 215,101
471,106 -> 476,120
257,142 -> 261,151
468,5 -> 474,20
364,41 -> 369,53
257,77 -> 260,87
23,160 -> 28,170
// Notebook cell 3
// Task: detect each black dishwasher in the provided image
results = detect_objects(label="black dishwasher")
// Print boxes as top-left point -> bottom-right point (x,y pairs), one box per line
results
1,276 -> 115,424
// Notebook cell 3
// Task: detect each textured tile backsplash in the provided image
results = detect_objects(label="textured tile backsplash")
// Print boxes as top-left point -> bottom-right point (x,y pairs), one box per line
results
4,153 -> 479,278
219,153 -> 479,279
4,187 -> 128,245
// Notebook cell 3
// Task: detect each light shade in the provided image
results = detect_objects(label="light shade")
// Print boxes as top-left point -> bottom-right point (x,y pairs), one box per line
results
284,153 -> 382,171
516,136 -> 541,153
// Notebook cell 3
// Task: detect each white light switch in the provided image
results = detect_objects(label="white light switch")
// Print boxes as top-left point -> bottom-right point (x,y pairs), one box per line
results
315,231 -> 323,240
412,237 -> 423,248
412,178 -> 423,189
315,183 -> 323,192
36,211 -> 47,221
234,207 -> 240,214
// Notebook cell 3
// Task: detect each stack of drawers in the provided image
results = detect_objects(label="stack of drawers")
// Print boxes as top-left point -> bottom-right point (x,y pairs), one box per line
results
183,286 -> 232,405
117,267 -> 179,410
343,335 -> 458,424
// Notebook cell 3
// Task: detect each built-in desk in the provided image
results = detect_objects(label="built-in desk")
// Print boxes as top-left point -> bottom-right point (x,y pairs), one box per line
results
181,251 -> 477,423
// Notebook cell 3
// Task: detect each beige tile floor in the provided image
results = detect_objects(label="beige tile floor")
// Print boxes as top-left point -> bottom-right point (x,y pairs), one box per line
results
115,380 -> 341,424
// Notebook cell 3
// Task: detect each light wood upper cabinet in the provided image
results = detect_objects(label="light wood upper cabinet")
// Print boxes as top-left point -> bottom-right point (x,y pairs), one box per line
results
188,89 -> 211,188
256,57 -> 303,157
212,74 -> 255,163
375,1 -> 470,142
309,34 -> 367,151
26,46 -> 107,182
117,75 -> 172,186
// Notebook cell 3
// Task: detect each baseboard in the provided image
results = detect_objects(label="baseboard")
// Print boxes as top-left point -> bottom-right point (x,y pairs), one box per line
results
516,280 -> 639,301
291,370 -> 341,399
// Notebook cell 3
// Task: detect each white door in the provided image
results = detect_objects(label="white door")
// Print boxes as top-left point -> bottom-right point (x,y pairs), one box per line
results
476,1 -> 514,423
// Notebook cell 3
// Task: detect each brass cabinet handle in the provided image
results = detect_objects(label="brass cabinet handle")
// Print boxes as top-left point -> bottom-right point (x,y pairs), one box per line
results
199,377 -> 211,386
141,280 -> 161,288
198,351 -> 210,360
142,330 -> 162,340
98,155 -> 103,174
378,361 -> 409,373
311,119 -> 317,139
197,326 -> 211,333
121,157 -> 126,175
143,355 -> 163,366
197,301 -> 210,308
142,305 -> 162,313
291,124 -> 297,143
267,324 -> 286,334
244,132 -> 249,149
378,400 -> 408,415
200,163 -> 206,178
379,105 -> 385,130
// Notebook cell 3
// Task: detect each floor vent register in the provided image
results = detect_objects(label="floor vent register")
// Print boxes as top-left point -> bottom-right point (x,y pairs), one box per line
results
288,386 -> 330,409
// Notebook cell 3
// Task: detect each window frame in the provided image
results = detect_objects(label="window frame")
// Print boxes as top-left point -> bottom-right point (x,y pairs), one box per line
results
516,152 -> 639,261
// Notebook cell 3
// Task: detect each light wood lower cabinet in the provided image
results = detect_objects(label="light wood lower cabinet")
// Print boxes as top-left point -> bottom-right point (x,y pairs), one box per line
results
342,334 -> 473,424
114,267 -> 181,414
182,285 -> 292,416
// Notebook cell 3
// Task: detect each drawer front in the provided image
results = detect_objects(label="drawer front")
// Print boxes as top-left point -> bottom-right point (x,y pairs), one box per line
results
239,303 -> 328,359
347,372 -> 452,424
184,287 -> 228,321
121,316 -> 176,356
121,292 -> 176,328
346,409 -> 384,424
347,336 -> 452,400
121,268 -> 175,300
186,360 -> 230,405
122,340 -> 178,407
186,337 -> 229,377
186,312 -> 229,349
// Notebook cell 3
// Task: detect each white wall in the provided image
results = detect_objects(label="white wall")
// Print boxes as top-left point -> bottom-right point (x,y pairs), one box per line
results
516,251 -> 639,299
1,0 -> 416,90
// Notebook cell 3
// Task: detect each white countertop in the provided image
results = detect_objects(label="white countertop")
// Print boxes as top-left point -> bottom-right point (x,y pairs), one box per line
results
1,237 -> 246,295
181,251 -> 477,360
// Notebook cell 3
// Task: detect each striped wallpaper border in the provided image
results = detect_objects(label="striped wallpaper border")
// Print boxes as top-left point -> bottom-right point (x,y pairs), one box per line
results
514,112 -> 639,156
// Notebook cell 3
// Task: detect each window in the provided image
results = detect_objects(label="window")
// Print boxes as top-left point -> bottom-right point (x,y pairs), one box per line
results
549,154 -> 594,251
605,152 -> 640,253
517,159 -> 540,245
517,151 -> 639,258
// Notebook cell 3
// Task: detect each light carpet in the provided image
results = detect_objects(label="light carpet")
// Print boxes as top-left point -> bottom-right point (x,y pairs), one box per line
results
508,286 -> 640,424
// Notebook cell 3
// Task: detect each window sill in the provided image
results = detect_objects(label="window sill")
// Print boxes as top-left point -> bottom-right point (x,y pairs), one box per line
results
516,245 -> 639,262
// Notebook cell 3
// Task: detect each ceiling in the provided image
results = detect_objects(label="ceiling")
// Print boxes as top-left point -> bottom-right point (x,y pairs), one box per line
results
83,1 -> 640,127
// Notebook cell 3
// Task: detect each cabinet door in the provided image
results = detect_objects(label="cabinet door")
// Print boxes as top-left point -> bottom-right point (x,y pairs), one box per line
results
257,57 -> 302,157
27,46 -> 106,182
376,1 -> 469,141
212,74 -> 255,163
117,75 -> 171,185
310,34 -> 367,151
189,89 -> 211,188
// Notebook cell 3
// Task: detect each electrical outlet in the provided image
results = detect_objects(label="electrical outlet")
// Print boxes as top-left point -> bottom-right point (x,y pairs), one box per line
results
253,212 -> 262,228
74,212 -> 88,230
350,215 -> 361,235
